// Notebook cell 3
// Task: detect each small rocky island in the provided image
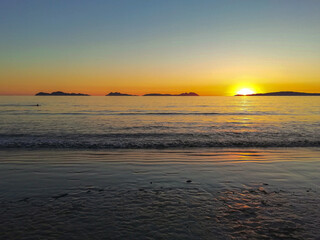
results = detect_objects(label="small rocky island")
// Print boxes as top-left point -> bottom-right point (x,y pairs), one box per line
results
179,92 -> 199,96
235,91 -> 320,96
144,92 -> 199,96
106,92 -> 136,96
35,91 -> 90,96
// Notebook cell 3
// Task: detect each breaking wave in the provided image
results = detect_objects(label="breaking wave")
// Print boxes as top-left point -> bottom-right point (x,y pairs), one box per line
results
0,133 -> 319,149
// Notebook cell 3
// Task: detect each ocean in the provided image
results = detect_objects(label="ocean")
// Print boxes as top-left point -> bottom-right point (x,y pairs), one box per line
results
0,96 -> 319,148
1,96 -> 320,239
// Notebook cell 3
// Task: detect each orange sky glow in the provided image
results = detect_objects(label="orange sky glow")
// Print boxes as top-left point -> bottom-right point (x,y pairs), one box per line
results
0,1 -> 319,96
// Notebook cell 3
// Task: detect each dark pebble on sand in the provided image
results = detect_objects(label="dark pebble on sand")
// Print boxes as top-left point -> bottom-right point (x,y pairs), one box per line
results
52,193 -> 68,199
18,197 -> 30,202
261,200 -> 267,206
258,187 -> 268,194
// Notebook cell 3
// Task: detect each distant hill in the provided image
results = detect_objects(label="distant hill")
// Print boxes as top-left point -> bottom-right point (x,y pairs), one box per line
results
144,93 -> 173,96
35,91 -> 90,96
144,92 -> 199,96
106,92 -> 136,96
235,91 -> 320,96
179,92 -> 199,96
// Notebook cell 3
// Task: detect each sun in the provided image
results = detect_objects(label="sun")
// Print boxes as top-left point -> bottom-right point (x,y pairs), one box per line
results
236,88 -> 255,96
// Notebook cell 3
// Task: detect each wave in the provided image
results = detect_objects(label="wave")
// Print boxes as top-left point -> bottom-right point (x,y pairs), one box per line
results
0,133 -> 319,149
0,111 -> 289,116
0,104 -> 40,107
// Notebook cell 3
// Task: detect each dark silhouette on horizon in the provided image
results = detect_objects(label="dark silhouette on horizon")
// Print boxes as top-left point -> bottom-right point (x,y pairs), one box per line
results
35,91 -> 90,96
106,92 -> 137,96
35,91 -> 199,96
144,92 -> 199,96
235,91 -> 320,96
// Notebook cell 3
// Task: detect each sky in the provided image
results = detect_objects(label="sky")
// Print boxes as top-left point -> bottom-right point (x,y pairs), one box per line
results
0,0 -> 319,96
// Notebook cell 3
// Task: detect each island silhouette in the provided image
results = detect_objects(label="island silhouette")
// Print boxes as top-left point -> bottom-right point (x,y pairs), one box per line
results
35,91 -> 90,96
144,92 -> 199,96
35,91 -> 199,96
106,92 -> 137,96
235,91 -> 320,96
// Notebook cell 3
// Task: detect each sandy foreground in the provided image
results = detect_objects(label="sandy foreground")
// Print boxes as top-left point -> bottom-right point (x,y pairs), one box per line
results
0,149 -> 319,239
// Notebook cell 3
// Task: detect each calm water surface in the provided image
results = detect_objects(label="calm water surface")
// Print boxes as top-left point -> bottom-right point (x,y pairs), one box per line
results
0,96 -> 319,148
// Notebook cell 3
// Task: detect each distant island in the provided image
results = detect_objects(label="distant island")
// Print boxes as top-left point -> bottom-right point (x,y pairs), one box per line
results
34,91 -> 199,96
35,91 -> 90,96
235,91 -> 320,96
144,92 -> 199,96
106,92 -> 136,96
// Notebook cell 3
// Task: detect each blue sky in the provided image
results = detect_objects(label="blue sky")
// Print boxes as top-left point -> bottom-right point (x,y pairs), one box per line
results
1,0 -> 319,95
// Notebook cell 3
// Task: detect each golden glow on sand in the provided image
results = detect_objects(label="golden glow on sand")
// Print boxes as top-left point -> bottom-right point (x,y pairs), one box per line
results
236,88 -> 255,95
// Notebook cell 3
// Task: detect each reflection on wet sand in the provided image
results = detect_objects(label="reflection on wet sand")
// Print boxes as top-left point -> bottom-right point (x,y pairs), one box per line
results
1,184 -> 318,239
0,149 -> 319,239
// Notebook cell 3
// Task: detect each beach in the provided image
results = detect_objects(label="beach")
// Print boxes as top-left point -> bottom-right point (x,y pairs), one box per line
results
1,148 -> 319,239
0,96 -> 319,239
2,0 -> 320,238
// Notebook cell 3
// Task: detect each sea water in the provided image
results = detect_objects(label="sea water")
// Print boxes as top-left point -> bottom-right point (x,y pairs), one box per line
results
0,96 -> 319,148
1,96 -> 320,239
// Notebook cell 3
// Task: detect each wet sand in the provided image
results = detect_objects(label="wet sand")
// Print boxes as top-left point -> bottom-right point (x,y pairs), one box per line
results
0,149 -> 319,239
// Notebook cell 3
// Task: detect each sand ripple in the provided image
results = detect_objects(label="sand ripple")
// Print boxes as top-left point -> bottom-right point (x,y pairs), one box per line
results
1,184 -> 319,239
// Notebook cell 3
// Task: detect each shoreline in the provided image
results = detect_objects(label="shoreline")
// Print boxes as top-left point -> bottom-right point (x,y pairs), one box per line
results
1,146 -> 320,153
